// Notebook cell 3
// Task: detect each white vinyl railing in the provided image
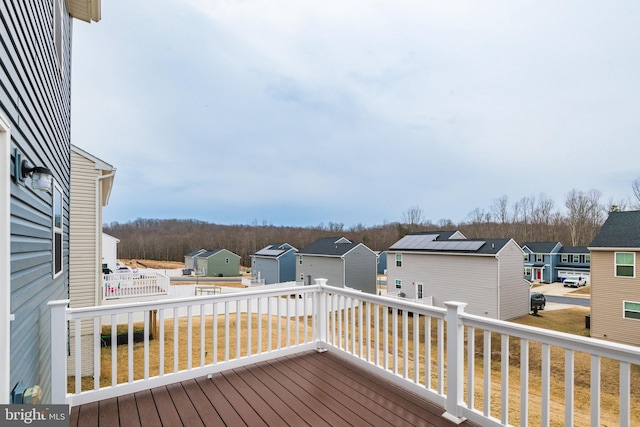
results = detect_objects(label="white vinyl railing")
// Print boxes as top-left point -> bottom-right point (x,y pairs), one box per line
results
51,279 -> 640,426
102,272 -> 170,300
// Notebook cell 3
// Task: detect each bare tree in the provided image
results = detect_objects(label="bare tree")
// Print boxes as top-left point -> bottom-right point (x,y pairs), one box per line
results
490,195 -> 509,224
632,178 -> 640,209
402,206 -> 425,231
564,189 -> 604,246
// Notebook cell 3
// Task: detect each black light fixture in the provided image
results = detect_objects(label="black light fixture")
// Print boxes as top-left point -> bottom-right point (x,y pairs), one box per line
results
12,148 -> 53,192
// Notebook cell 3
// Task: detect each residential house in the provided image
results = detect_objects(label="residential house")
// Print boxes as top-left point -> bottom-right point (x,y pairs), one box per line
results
102,233 -> 120,273
196,249 -> 241,277
376,251 -> 387,274
522,241 -> 562,283
184,248 -> 206,271
588,210 -> 640,346
296,237 -> 377,294
387,231 -> 529,320
251,243 -> 298,284
69,146 -> 115,376
1,1 -> 101,404
556,246 -> 591,283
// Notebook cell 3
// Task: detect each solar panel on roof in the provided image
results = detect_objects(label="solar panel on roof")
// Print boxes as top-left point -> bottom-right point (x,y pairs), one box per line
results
255,249 -> 284,256
390,234 -> 438,249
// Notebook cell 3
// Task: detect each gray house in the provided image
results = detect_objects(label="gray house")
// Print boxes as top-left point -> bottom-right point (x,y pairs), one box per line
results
184,248 -> 206,270
251,243 -> 298,284
387,231 -> 529,320
296,237 -> 377,294
1,1 -> 101,404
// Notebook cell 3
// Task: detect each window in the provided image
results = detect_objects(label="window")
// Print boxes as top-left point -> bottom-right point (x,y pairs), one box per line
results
524,267 -> 532,276
561,254 -> 568,263
523,253 -> 529,262
299,273 -> 304,281
535,254 -> 543,262
578,255 -> 586,264
395,279 -> 402,289
615,252 -> 635,277
624,301 -> 640,320
416,283 -> 423,299
395,254 -> 402,267
299,255 -> 303,265
586,254 -> 591,263
225,257 -> 229,264
53,183 -> 63,277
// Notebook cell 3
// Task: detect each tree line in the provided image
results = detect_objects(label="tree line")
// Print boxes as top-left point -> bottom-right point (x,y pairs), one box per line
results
105,185 -> 640,266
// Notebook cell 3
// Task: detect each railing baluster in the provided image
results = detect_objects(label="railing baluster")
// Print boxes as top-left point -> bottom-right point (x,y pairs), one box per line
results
267,297 -> 272,352
425,315 -> 431,389
467,326 -> 475,410
393,307 -> 398,375
187,306 -> 193,370
351,297 -> 356,355
212,303 -> 218,364
159,309 -> 165,376
277,295 -> 281,350
144,310 -> 149,379
247,298 -> 252,356
620,361 -> 630,427
520,339 -> 528,427
94,317 -> 100,390
127,313 -> 133,383
374,303 -> 379,367
366,302 -> 371,363
565,349 -> 574,426
413,313 -> 419,384
383,304 -> 388,370
541,343 -> 550,426
402,309 -> 408,379
358,299 -> 363,358
173,308 -> 179,373
501,334 -> 509,425
483,330 -> 491,417
437,318 -> 444,395
591,355 -> 601,425
200,304 -> 205,367
111,314 -> 117,386
74,319 -> 81,393
295,294 -> 299,346
257,297 -> 263,354
224,302 -> 230,362
236,301 -> 241,358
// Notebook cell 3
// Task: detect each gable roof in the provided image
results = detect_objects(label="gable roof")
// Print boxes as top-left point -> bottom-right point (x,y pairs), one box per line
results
253,243 -> 297,257
185,249 -> 206,258
522,242 -> 561,254
197,249 -> 240,259
590,211 -> 640,248
298,237 -> 361,256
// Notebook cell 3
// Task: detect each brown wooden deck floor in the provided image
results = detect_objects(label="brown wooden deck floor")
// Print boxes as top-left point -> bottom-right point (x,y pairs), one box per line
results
70,351 -> 480,427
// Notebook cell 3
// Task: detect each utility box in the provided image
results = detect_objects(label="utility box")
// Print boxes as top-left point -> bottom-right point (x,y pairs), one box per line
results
585,315 -> 591,329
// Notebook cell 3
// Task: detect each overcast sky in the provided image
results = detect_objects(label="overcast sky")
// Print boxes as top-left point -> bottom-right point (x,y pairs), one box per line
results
71,1 -> 640,228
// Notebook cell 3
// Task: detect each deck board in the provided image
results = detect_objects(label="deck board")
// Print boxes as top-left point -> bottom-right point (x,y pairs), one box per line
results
70,350 -> 480,427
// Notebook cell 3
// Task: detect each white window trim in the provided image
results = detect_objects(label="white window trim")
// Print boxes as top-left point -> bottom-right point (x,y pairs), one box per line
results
535,254 -> 544,263
395,279 -> 402,289
0,115 -> 11,403
614,252 -> 635,278
395,253 -> 402,267
623,300 -> 640,321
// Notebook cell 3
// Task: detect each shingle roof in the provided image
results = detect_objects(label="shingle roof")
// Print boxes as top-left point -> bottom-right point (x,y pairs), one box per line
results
185,249 -> 206,257
590,211 -> 640,248
522,242 -> 561,253
389,234 -> 512,255
298,237 -> 359,256
558,246 -> 589,254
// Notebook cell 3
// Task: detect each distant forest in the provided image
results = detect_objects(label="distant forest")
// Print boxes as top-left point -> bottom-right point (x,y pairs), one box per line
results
105,188 -> 636,266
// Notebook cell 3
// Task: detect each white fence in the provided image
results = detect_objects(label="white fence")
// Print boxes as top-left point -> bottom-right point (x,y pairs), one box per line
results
102,272 -> 170,300
51,280 -> 640,426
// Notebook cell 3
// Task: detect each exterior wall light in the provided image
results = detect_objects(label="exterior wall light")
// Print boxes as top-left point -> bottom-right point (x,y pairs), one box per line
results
12,148 -> 53,192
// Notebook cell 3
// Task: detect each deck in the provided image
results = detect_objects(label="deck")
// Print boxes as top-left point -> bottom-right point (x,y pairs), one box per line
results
69,350 -> 479,427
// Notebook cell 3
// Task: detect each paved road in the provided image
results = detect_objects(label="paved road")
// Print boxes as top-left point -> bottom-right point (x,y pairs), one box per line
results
171,276 -> 242,283
545,295 -> 590,307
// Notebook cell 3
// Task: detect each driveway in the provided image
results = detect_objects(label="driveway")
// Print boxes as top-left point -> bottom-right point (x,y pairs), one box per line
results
531,281 -> 590,311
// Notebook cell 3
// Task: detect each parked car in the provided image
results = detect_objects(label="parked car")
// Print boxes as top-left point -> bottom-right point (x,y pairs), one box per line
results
563,276 -> 587,288
530,292 -> 546,313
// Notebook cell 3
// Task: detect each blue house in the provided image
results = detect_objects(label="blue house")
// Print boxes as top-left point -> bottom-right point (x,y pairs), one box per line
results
1,1 -> 101,404
251,243 -> 298,284
522,242 -> 562,283
376,251 -> 387,274
556,246 -> 591,283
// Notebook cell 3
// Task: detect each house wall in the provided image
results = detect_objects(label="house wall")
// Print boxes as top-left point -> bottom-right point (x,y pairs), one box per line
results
497,241 -> 530,321
252,257 -> 278,284
279,250 -> 297,283
297,255 -> 344,288
387,252 -> 501,319
200,251 -> 240,277
344,245 -> 377,294
590,250 -> 640,346
102,233 -> 119,272
3,1 -> 74,403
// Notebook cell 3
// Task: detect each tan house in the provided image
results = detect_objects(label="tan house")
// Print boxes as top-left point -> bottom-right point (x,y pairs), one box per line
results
588,210 -> 640,346
69,145 -> 116,375
387,231 -> 530,320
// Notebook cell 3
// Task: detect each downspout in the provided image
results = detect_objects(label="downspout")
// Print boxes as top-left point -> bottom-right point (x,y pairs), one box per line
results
94,171 -> 115,306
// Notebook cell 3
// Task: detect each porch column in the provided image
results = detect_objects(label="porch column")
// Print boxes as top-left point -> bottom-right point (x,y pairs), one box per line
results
314,278 -> 328,352
49,299 -> 70,404
442,301 -> 467,424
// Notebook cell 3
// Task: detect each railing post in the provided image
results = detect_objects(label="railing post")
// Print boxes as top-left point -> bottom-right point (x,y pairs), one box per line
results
314,278 -> 328,352
49,299 -> 70,404
442,301 -> 467,424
